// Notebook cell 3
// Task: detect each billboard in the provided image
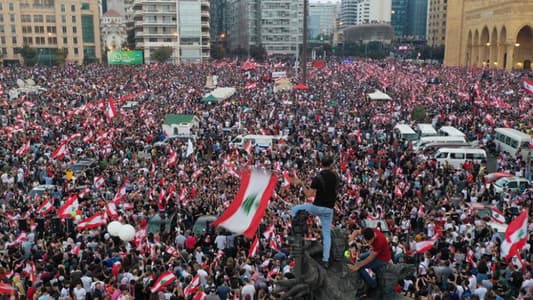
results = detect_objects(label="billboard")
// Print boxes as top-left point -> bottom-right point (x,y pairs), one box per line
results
107,50 -> 143,65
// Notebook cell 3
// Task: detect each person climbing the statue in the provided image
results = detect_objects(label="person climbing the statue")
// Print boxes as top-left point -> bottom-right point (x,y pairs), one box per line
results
347,227 -> 392,288
291,155 -> 339,269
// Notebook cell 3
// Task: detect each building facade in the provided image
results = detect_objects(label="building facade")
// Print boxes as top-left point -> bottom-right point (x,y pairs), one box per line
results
100,9 -> 126,52
391,0 -> 408,37
340,0 -> 391,27
426,0 -> 447,46
406,0 -> 427,40
309,2 -> 338,40
226,0 -> 303,56
0,0 -> 102,65
445,0 -> 533,70
132,0 -> 209,64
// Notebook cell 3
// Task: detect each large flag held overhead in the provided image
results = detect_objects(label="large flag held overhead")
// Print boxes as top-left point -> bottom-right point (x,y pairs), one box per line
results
501,209 -> 528,260
212,169 -> 277,238
523,77 -> 533,95
51,142 -> 68,160
57,194 -> 79,218
77,213 -> 107,231
415,232 -> 442,254
105,99 -> 118,119
150,271 -> 177,293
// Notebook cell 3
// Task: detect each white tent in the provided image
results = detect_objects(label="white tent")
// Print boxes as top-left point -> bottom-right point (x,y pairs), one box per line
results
367,90 -> 392,101
204,87 -> 236,101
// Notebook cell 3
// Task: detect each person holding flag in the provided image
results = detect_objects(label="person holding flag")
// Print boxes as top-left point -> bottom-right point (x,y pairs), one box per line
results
290,155 -> 339,269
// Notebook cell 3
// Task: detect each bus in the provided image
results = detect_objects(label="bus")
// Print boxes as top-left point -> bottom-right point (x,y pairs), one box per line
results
493,127 -> 532,160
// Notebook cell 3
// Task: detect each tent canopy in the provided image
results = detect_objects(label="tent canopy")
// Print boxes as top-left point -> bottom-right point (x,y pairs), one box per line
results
294,83 -> 309,90
202,87 -> 236,103
367,90 -> 392,101
201,94 -> 219,103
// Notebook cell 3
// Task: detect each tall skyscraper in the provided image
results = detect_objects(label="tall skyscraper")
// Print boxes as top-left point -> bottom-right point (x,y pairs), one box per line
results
132,0 -> 210,63
406,0 -> 427,39
426,0 -> 447,46
0,0 -> 102,65
340,0 -> 391,27
391,0 -> 408,37
309,2 -> 339,39
226,0 -> 303,56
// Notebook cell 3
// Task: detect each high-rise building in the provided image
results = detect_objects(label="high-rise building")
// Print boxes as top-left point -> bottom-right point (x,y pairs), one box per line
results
426,0 -> 447,46
210,0 -> 228,40
0,0 -> 102,65
309,2 -> 339,39
132,0 -> 210,63
340,0 -> 391,27
391,0 -> 408,36
406,0 -> 427,39
226,0 -> 303,56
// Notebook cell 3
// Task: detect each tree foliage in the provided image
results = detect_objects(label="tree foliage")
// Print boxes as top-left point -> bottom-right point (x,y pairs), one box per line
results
151,47 -> 173,63
411,105 -> 427,122
249,45 -> 267,61
211,44 -> 225,60
56,48 -> 68,65
16,45 -> 38,66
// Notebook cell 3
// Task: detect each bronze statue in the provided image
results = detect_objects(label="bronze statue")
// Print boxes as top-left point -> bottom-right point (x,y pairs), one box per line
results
274,210 -> 415,300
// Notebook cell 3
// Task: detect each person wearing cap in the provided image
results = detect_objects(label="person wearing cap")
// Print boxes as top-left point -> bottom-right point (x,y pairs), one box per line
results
241,276 -> 256,300
291,155 -> 339,269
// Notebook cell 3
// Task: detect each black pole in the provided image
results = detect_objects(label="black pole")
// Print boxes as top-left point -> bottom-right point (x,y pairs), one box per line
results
301,0 -> 308,84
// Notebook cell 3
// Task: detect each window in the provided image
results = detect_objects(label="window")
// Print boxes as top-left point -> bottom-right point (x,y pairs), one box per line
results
72,16 -> 76,23
81,15 -> 95,42
9,2 -> 13,11
0,37 -> 4,44
73,37 -> 77,44
436,152 -> 448,159
46,26 -> 56,33
63,37 -> 67,44
21,15 -> 32,22
62,26 -> 67,34
450,152 -> 464,159
34,26 -> 45,33
81,3 -> 90,10
47,37 -> 57,44
71,4 -> 75,12
72,26 -> 77,33
22,26 -> 32,33
36,37 -> 45,45
12,37 -> 16,44
62,15 -> 66,23
0,3 -> 2,10
9,14 -> 15,22
23,37 -> 33,45
10,25 -> 15,33
61,4 -> 65,12
34,15 -> 44,22
74,48 -> 78,54
0,26 -> 4,33
46,15 -> 56,23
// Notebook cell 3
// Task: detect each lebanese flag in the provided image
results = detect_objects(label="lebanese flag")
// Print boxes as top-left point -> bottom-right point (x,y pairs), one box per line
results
67,132 -> 82,142
243,140 -> 253,155
112,261 -> 122,277
415,232 -> 441,253
94,175 -> 105,189
51,142 -> 68,160
165,245 -> 178,256
248,236 -> 259,257
501,209 -> 528,260
112,184 -> 127,203
183,274 -> 200,296
212,169 -> 277,238
105,98 -> 118,119
491,207 -> 506,224
245,82 -> 257,90
281,171 -> 291,188
57,194 -> 79,218
263,224 -> 275,240
269,238 -> 279,252
192,291 -> 207,300
523,77 -> 533,95
166,149 -> 178,167
36,199 -> 54,216
192,168 -> 203,180
71,243 -> 81,256
16,140 -> 30,156
77,213 -> 107,231
466,248 -> 476,267
105,202 -> 119,220
0,282 -> 16,295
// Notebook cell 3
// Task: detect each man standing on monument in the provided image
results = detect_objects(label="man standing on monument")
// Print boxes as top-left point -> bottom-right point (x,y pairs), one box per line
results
348,227 -> 392,288
291,155 -> 339,269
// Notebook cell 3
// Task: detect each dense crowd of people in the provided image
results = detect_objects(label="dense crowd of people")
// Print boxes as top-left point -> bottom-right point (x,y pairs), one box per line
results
0,57 -> 532,300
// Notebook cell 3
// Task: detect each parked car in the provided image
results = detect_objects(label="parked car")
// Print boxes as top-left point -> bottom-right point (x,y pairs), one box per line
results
66,159 -> 97,174
29,184 -> 59,198
491,177 -> 530,194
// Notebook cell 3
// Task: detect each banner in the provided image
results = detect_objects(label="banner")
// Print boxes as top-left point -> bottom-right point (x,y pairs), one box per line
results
107,51 -> 144,65
271,71 -> 287,79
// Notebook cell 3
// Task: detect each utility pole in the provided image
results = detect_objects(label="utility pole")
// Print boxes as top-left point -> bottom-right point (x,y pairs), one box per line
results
301,0 -> 308,84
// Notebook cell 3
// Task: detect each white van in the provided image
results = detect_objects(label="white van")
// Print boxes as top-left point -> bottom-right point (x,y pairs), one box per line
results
230,135 -> 287,149
413,136 -> 467,151
434,148 -> 486,169
438,126 -> 466,138
393,124 -> 418,143
415,123 -> 438,138
493,127 -> 532,160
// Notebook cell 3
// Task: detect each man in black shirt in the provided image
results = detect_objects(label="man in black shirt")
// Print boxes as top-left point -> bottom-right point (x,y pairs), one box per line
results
291,156 -> 339,268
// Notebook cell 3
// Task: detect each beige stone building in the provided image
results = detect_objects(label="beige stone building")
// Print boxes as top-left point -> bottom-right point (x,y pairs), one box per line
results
0,0 -> 102,65
445,0 -> 533,70
427,0 -> 447,47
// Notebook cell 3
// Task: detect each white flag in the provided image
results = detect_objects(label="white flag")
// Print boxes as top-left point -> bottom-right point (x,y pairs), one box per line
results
186,139 -> 194,157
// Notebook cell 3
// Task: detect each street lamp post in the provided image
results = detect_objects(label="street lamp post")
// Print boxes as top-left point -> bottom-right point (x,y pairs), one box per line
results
301,0 -> 308,84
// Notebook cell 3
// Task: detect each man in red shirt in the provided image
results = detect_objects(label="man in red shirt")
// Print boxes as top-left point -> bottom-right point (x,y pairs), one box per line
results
348,227 -> 392,288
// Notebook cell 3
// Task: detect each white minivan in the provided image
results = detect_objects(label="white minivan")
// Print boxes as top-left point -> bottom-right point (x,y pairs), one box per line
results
230,134 -> 287,149
393,124 -> 418,143
438,126 -> 466,138
434,147 -> 486,169
493,127 -> 532,160
413,136 -> 467,151
415,123 -> 438,138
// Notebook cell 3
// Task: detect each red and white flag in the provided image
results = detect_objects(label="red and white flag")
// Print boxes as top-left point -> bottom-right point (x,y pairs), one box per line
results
94,175 -> 105,189
501,210 -> 528,260
71,243 -> 81,256
263,224 -> 275,240
16,140 -> 30,156
192,168 -> 203,180
105,202 -> 119,220
466,248 -> 476,267
36,199 -> 54,216
112,184 -> 127,203
77,213 -> 107,231
281,171 -> 291,188
269,238 -> 279,252
0,282 -> 16,295
105,99 -> 118,119
166,149 -> 178,167
243,140 -> 253,155
212,169 -> 278,238
57,194 -> 79,218
523,77 -> 533,95
192,291 -> 207,300
491,207 -> 506,224
67,133 -> 82,143
248,236 -> 259,257
165,245 -> 178,256
244,82 -> 257,90
183,274 -> 200,296
415,232 -> 441,253
51,142 -> 68,160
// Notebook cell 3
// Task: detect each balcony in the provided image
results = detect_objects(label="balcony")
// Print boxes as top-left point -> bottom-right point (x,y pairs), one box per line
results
201,11 -> 210,18
201,0 -> 210,9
